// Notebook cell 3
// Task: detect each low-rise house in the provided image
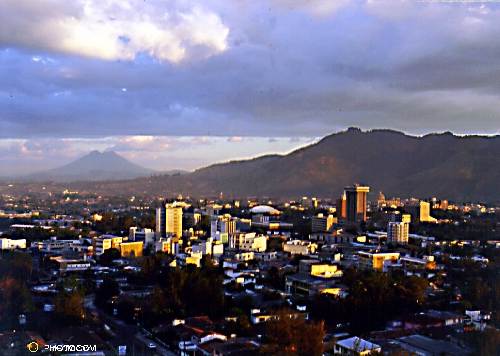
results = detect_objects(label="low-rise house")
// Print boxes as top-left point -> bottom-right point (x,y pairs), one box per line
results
176,324 -> 227,356
333,337 -> 381,355
299,259 -> 343,278
50,256 -> 91,272
465,310 -> 491,325
400,255 -> 436,277
250,308 -> 308,324
254,251 -> 278,261
424,310 -> 463,326
196,337 -> 261,356
395,334 -> 470,356
285,273 -> 347,297
393,313 -> 443,329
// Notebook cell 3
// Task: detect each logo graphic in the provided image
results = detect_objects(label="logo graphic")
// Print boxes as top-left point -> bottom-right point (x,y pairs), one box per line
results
27,341 -> 39,352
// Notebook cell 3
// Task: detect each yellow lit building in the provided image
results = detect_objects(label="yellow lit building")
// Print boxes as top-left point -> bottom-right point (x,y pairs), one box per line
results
156,203 -> 183,238
358,251 -> 400,271
92,236 -> 123,256
120,241 -> 143,258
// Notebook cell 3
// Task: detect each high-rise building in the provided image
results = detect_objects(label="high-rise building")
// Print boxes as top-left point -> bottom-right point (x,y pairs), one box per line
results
156,202 -> 183,239
405,201 -> 437,223
344,184 -> 370,223
387,221 -> 409,245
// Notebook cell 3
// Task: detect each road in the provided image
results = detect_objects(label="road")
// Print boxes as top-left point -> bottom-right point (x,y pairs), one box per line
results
84,296 -> 174,355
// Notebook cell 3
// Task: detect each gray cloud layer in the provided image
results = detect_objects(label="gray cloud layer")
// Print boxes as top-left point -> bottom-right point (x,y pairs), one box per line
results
1,0 -> 500,142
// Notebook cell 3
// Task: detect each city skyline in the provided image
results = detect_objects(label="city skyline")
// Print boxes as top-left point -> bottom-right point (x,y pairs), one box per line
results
2,0 -> 500,175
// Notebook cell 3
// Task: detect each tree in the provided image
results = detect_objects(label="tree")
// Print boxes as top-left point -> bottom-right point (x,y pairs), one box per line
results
263,309 -> 325,356
95,276 -> 120,308
99,248 -> 121,266
467,328 -> 500,356
55,276 -> 85,323
194,215 -> 211,235
0,251 -> 35,329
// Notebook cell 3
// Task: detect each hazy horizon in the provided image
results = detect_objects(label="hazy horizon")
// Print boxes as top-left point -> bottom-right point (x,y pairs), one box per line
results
2,128 -> 499,178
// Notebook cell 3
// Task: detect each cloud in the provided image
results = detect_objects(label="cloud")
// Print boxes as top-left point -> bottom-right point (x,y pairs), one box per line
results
2,0 -> 500,148
228,137 -> 244,142
0,0 -> 229,63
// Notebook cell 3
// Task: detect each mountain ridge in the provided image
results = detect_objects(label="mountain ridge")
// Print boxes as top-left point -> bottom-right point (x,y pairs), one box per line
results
21,150 -> 159,182
4,129 -> 500,202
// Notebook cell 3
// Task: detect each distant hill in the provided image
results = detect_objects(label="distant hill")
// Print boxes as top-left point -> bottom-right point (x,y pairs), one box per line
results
159,128 -> 500,202
24,151 -> 159,182
5,129 -> 500,202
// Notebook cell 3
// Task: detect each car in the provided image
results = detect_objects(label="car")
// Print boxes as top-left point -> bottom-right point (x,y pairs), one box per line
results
147,342 -> 156,349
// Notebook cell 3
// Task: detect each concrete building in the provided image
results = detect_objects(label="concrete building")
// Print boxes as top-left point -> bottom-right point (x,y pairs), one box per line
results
92,236 -> 122,256
0,238 -> 27,250
129,227 -> 155,245
387,221 -> 409,245
358,251 -> 400,272
343,184 -> 370,223
285,273 -> 348,297
50,256 -> 91,272
191,238 -> 224,257
120,241 -> 143,258
155,236 -> 181,255
211,215 -> 236,243
311,214 -> 336,232
283,240 -> 317,255
156,202 -> 183,239
400,255 -> 436,275
184,212 -> 202,227
382,211 -> 411,223
228,232 -> 267,252
405,201 -> 437,223
299,260 -> 342,278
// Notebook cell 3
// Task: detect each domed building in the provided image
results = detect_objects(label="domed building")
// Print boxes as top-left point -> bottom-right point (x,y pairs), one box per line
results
249,205 -> 293,232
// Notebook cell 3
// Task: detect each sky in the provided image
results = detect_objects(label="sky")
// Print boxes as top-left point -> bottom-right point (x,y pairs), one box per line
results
1,0 -> 500,176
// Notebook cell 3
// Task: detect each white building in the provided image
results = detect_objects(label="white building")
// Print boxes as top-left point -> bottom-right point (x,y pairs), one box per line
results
0,238 -> 27,250
129,227 -> 155,245
311,214 -> 336,232
387,221 -> 409,245
283,240 -> 317,255
229,232 -> 267,252
155,236 -> 181,255
191,237 -> 224,257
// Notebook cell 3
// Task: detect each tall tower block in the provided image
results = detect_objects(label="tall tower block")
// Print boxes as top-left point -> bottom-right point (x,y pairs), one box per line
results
344,184 -> 370,223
